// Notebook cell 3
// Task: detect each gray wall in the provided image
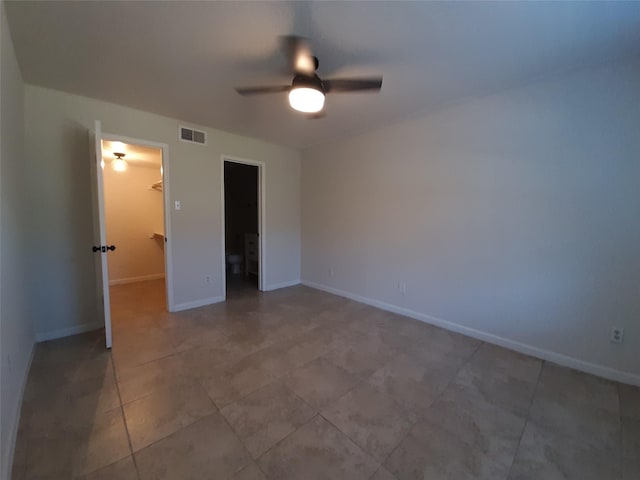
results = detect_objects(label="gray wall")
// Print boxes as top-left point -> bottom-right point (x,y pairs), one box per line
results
302,59 -> 640,382
0,2 -> 34,476
24,86 -> 301,339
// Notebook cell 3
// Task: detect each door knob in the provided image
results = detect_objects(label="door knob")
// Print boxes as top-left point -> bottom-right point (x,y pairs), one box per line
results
92,245 -> 116,252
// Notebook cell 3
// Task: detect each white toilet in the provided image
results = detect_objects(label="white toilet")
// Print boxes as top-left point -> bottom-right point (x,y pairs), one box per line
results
226,253 -> 243,274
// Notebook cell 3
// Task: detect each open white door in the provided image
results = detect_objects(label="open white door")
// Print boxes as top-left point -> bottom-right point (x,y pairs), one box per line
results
89,120 -> 113,348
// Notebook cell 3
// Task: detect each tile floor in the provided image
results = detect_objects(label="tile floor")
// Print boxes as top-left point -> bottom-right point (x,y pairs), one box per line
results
11,279 -> 640,479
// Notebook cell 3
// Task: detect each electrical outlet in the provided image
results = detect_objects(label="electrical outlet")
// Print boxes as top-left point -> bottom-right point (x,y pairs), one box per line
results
610,327 -> 624,344
329,268 -> 334,277
174,200 -> 181,211
205,275 -> 212,284
397,281 -> 407,296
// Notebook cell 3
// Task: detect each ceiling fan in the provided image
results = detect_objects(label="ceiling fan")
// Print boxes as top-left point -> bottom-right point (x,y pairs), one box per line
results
235,36 -> 382,115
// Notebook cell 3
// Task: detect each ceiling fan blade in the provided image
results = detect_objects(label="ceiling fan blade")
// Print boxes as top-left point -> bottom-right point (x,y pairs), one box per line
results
280,35 -> 316,75
235,85 -> 290,95
323,77 -> 383,93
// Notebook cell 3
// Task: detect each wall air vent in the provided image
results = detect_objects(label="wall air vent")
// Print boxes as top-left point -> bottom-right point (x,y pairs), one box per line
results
179,126 -> 207,145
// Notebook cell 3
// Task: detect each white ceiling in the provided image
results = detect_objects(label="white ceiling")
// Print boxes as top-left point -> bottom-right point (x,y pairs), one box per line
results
6,1 -> 640,149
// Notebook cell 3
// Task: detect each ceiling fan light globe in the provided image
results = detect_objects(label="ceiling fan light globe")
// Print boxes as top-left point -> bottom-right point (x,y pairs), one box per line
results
112,158 -> 128,172
288,87 -> 325,113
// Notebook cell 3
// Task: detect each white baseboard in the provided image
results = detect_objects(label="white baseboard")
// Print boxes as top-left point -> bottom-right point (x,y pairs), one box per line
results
3,342 -> 35,480
35,321 -> 103,342
263,279 -> 301,291
172,296 -> 225,312
301,279 -> 640,387
109,273 -> 165,286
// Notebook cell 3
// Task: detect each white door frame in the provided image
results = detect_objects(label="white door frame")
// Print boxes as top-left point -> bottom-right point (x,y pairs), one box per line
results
221,155 -> 266,296
102,132 -> 175,312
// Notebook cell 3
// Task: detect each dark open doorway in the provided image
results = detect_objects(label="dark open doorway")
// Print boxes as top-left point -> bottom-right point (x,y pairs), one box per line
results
223,161 -> 259,294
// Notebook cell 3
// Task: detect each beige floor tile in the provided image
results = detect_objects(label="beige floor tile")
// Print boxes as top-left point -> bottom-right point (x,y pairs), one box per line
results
508,420 -> 620,480
124,380 -> 216,451
367,353 -> 458,417
470,343 -> 542,384
274,326 -> 342,369
322,383 -> 415,462
222,326 -> 279,353
622,416 -> 640,458
322,331 -> 400,378
619,383 -> 640,419
11,415 -> 29,480
536,362 -> 619,413
284,357 -> 361,410
394,319 -> 481,361
405,338 -> 480,370
26,373 -> 121,436
177,342 -> 255,379
199,349 -> 286,407
27,351 -> 113,390
135,413 -> 251,480
111,329 -> 178,370
164,322 -> 229,351
623,454 -> 640,480
221,381 -> 316,458
15,281 -> 633,479
230,462 -> 267,480
77,456 -> 138,480
385,380 -> 524,479
424,382 -> 526,464
258,415 -> 378,480
116,353 -> 189,404
385,419 -> 509,480
529,383 -> 619,450
370,467 -> 397,480
25,407 -> 130,479
449,344 -> 541,418
31,330 -> 106,368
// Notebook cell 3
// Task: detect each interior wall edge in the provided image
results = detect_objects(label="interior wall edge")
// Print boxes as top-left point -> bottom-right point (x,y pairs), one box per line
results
262,279 -> 301,292
34,322 -> 103,343
301,279 -> 640,387
172,295 -> 225,313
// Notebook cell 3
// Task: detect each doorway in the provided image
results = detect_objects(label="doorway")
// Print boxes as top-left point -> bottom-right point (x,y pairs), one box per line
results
101,138 -> 170,328
222,157 -> 264,296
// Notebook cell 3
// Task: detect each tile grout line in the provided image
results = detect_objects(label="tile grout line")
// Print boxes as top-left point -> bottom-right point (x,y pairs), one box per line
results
197,329 -> 347,412
373,340 -> 486,475
109,350 -> 143,480
505,358 -> 546,480
215,411 -> 264,480
252,412 -> 323,478
225,340 -> 371,475
317,412 -> 381,472
316,358 -> 407,472
124,393 -> 220,457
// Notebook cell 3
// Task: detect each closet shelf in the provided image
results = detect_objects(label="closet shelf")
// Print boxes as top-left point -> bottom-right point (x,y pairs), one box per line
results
151,180 -> 163,191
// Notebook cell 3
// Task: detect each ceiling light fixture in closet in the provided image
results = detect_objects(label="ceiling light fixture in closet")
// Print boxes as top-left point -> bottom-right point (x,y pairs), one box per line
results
112,152 -> 127,172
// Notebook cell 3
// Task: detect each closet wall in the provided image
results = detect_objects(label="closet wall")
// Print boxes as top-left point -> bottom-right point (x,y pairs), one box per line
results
103,156 -> 164,284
